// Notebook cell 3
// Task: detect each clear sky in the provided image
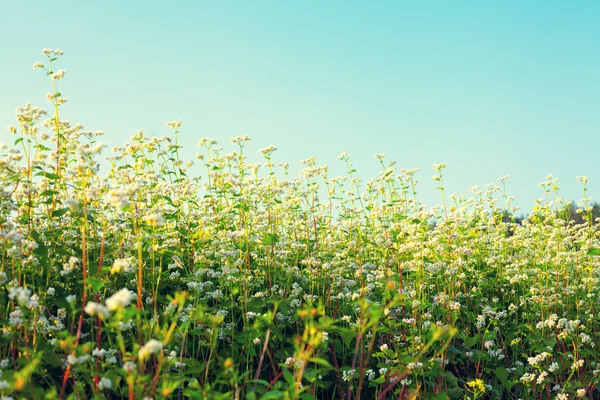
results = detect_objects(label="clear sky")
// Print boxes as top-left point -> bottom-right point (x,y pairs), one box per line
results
2,1 -> 599,214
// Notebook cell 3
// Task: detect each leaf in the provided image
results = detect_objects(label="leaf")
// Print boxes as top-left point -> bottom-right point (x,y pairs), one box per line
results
262,233 -> 279,246
308,357 -> 332,369
465,334 -> 480,347
35,171 -> 60,180
39,190 -> 59,197
494,366 -> 508,384
85,277 -> 104,292
260,391 -> 286,400
52,208 -> 69,217
336,327 -> 356,348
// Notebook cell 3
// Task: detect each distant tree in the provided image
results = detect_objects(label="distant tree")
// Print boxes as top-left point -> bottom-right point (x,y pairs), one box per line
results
565,201 -> 600,225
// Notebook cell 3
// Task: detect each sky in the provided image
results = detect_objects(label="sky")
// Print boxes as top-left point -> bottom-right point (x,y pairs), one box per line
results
1,1 -> 599,214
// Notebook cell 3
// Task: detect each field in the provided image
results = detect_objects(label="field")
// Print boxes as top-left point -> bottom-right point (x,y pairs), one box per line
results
1,49 -> 599,399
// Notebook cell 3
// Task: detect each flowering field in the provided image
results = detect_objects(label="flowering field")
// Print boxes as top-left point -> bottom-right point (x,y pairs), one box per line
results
1,50 -> 599,400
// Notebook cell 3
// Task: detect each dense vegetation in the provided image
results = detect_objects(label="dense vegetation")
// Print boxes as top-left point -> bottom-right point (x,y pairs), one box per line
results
1,50 -> 600,399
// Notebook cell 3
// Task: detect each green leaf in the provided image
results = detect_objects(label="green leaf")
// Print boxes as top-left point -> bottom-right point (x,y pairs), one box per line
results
495,366 -> 508,384
336,327 -> 356,348
85,277 -> 104,292
308,357 -> 332,369
35,171 -> 60,180
262,233 -> 279,246
465,334 -> 480,347
52,208 -> 69,217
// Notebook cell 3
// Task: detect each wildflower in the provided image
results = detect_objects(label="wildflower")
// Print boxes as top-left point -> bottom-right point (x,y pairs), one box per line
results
110,258 -> 131,274
342,369 -> 355,382
61,256 -> 80,276
138,339 -> 163,361
63,198 -> 78,211
84,302 -> 109,319
123,361 -> 137,373
51,69 -> 67,80
166,120 -> 182,129
93,348 -> 107,358
260,145 -> 277,155
105,288 -> 134,311
8,287 -> 32,305
98,377 -> 112,390
9,308 -> 23,326
144,213 -> 165,227
33,61 -> 43,69
572,359 -> 584,370
466,379 -> 486,393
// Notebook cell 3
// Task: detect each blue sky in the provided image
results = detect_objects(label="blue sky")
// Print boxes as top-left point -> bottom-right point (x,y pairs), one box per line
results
2,1 -> 599,213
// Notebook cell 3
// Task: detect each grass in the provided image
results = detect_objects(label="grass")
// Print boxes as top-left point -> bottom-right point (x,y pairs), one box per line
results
0,49 -> 599,399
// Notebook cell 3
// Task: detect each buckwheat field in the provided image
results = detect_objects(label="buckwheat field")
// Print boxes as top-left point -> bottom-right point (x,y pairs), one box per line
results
2,50 -> 600,400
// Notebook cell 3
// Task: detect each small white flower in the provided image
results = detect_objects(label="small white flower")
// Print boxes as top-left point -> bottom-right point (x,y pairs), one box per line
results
98,376 -> 112,390
105,288 -> 134,311
166,119 -> 183,129
144,213 -> 165,226
84,302 -> 109,319
138,339 -> 163,361
110,258 -> 131,274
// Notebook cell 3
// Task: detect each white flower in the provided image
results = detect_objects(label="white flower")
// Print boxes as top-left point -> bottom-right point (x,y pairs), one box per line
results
166,120 -> 182,129
105,288 -> 134,311
84,302 -> 109,319
51,69 -> 67,80
138,339 -> 163,361
98,377 -> 112,390
259,145 -> 277,155
144,213 -> 165,226
111,258 -> 131,274
63,198 -> 79,211
93,348 -> 107,358
123,361 -> 137,373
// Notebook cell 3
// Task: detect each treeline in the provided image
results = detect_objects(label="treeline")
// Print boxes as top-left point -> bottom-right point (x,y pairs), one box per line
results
511,201 -> 600,225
